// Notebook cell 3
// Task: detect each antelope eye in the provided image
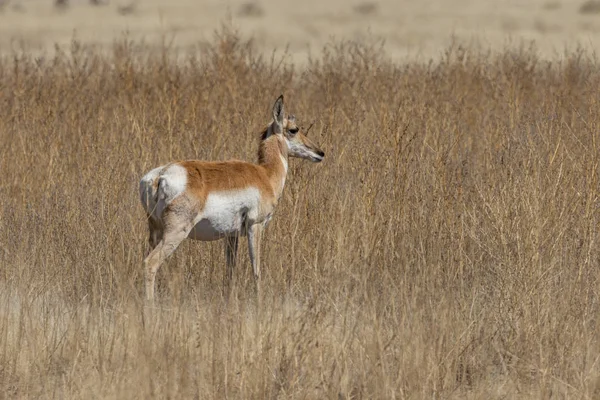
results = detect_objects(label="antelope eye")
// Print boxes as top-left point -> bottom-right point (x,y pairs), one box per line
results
289,127 -> 299,134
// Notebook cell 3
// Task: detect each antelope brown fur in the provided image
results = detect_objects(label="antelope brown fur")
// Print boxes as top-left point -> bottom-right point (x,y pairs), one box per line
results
139,95 -> 325,301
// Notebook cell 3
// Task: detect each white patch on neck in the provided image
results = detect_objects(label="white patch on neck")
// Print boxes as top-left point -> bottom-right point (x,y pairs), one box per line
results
279,154 -> 288,174
279,153 -> 288,190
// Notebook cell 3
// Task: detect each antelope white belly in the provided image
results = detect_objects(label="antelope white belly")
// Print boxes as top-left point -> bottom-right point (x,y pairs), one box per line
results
188,188 -> 262,241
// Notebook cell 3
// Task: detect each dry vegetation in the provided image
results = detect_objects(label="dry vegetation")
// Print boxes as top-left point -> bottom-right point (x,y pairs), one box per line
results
1,27 -> 600,399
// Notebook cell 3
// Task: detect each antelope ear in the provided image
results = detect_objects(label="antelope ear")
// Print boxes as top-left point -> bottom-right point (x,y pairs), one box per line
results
272,94 -> 284,131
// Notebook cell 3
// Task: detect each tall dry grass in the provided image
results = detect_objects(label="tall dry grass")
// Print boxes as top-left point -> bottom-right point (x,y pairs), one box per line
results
1,28 -> 600,398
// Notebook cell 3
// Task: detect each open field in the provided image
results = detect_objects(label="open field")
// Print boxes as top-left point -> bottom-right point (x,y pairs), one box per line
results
5,0 -> 600,63
2,26 -> 600,398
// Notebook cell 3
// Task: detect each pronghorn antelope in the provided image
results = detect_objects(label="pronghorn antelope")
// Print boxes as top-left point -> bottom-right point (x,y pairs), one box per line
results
139,95 -> 325,301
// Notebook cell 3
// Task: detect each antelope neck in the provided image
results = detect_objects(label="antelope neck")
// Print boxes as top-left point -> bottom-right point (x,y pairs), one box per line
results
257,130 -> 288,197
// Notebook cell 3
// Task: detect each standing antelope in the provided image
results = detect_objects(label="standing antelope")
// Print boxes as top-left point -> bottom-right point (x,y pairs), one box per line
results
139,95 -> 325,301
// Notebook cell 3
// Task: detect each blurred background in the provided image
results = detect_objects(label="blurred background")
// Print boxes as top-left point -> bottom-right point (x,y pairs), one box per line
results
2,0 -> 600,63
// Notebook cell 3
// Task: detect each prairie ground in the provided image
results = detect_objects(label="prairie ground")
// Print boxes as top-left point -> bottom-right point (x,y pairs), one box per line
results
1,20 -> 600,400
3,0 -> 600,63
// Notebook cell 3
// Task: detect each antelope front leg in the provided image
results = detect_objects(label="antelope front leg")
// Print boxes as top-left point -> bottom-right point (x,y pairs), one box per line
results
247,223 -> 263,291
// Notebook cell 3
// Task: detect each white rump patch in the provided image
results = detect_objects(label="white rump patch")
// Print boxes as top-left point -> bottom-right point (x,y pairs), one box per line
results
139,165 -> 166,216
188,187 -> 262,241
158,164 -> 188,203
139,163 -> 188,220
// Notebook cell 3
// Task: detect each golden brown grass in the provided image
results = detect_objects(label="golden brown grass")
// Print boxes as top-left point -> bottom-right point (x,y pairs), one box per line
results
1,28 -> 600,399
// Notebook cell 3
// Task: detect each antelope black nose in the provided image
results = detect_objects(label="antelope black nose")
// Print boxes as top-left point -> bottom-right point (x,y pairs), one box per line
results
317,150 -> 325,158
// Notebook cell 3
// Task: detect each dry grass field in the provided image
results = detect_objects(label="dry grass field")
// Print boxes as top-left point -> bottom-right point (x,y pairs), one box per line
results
5,0 -> 600,63
2,22 -> 600,399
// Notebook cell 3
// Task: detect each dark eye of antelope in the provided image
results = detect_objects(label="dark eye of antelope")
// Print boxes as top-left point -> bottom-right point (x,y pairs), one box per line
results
288,127 -> 299,135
